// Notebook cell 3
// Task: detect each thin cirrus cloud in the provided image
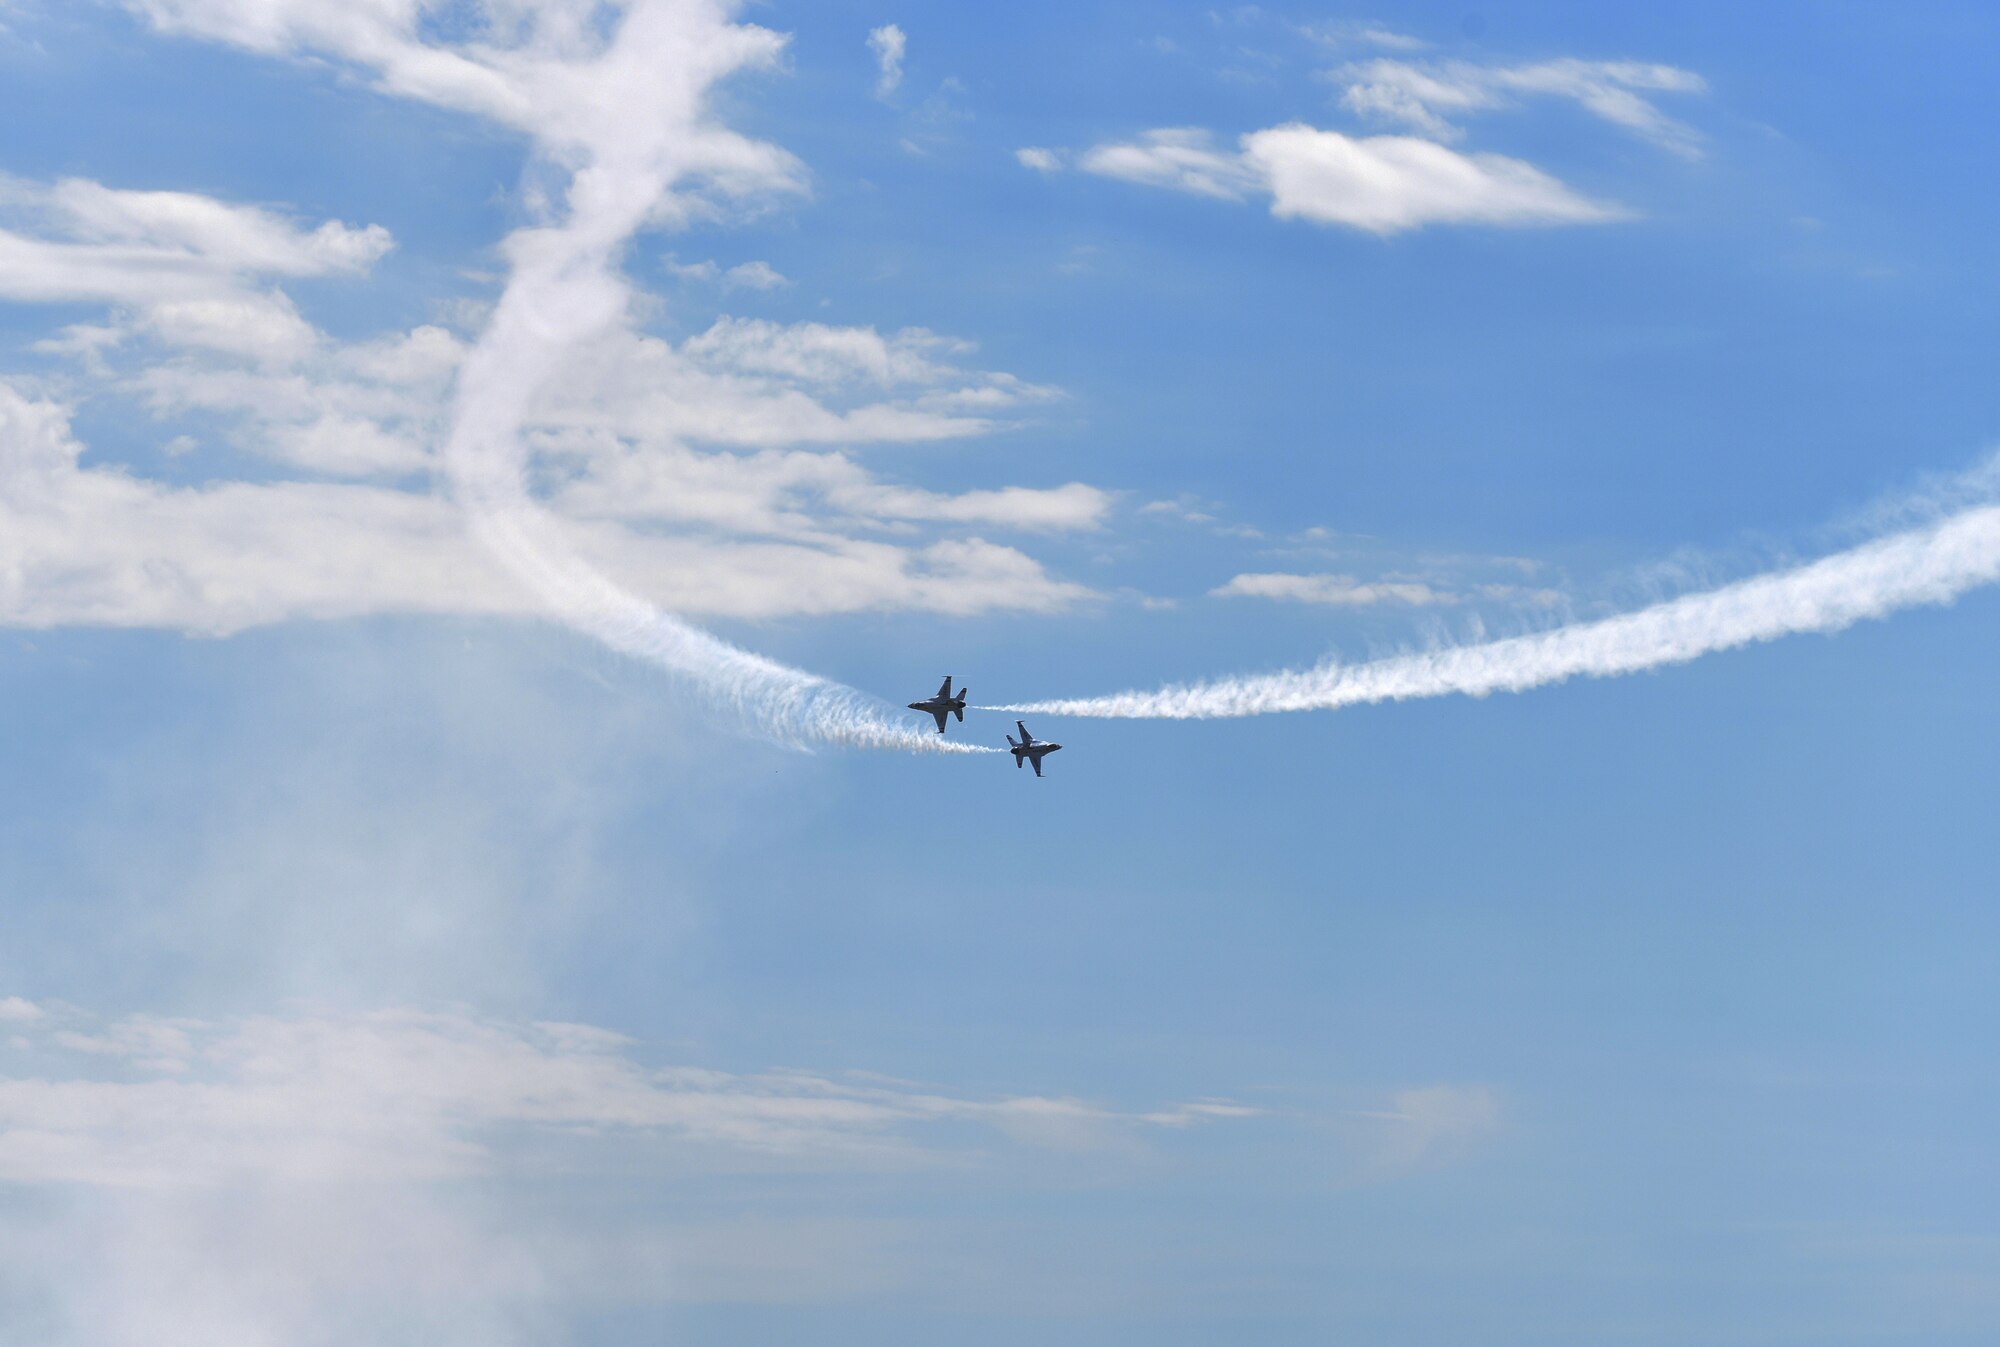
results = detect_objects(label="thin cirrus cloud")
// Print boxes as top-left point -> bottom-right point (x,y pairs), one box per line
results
0,1001 -> 1258,1188
1213,572 -> 1460,608
0,997 -> 1492,1342
1073,125 -> 1622,233
665,255 -> 792,290
1334,57 -> 1708,159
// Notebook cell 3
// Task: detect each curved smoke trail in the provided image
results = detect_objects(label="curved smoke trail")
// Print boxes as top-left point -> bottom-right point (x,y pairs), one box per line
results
992,498 -> 2000,720
439,2 -> 1999,747
440,2 -> 990,755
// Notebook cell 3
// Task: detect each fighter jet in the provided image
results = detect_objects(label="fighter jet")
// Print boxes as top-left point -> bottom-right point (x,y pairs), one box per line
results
1005,721 -> 1062,777
907,675 -> 968,735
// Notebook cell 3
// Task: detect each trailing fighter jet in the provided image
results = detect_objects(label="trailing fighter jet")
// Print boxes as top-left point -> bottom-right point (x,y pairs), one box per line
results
1006,721 -> 1062,777
907,675 -> 968,734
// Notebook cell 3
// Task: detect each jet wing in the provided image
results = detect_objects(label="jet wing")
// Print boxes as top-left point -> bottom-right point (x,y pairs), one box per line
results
1030,754 -> 1043,777
936,676 -> 953,699
929,708 -> 949,734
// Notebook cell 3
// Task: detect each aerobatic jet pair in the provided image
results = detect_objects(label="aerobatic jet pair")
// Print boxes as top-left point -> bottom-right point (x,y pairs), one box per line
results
907,675 -> 1062,777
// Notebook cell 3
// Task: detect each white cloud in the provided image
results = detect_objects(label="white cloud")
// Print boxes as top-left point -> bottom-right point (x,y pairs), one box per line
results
117,0 -> 810,220
1213,572 -> 1456,606
1293,19 -> 1429,52
0,999 -> 1292,1344
0,381 -> 1097,630
867,23 -> 906,98
666,255 -> 790,290
1350,1084 -> 1502,1179
1336,57 -> 1708,158
683,315 -> 968,388
32,1 -> 1106,753
145,291 -> 321,363
122,322 -> 463,477
552,437 -> 1108,537
1081,124 -> 1620,233
0,167 -> 1097,632
720,258 -> 787,290
0,997 -> 42,1022
0,1004 -> 1252,1188
0,176 -> 391,304
1080,128 -> 1264,200
1247,123 -> 1621,232
1014,146 -> 1064,172
838,480 -> 1111,533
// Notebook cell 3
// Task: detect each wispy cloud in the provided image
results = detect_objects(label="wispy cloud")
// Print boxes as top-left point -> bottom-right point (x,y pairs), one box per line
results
0,1004 -> 1252,1187
1292,18 -> 1429,53
665,255 -> 791,290
1080,128 -> 1265,200
1334,57 -> 1708,158
1076,124 -> 1622,233
867,23 -> 906,98
0,175 -> 390,303
1213,572 -> 1458,607
0,999 -> 1263,1344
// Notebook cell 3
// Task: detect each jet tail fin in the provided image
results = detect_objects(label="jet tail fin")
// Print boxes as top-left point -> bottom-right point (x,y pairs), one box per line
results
953,697 -> 965,723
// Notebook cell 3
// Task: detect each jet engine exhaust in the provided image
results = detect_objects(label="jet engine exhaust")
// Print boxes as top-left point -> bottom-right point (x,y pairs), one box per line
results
437,1 -> 992,756
988,493 -> 2000,722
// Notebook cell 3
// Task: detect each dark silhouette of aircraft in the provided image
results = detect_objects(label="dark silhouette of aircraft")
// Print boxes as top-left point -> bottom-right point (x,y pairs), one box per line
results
907,675 -> 968,734
1006,721 -> 1062,777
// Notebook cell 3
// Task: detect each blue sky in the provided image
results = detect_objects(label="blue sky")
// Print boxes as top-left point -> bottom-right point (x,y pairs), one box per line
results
3,2 -> 2000,1343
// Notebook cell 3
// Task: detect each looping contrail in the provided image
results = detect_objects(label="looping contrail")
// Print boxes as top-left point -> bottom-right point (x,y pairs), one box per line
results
989,499 -> 2000,720
437,1 -> 1998,751
438,1 -> 992,756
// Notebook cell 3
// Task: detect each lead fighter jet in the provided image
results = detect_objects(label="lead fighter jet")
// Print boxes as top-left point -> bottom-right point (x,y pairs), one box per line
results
1005,722 -> 1062,777
907,675 -> 968,734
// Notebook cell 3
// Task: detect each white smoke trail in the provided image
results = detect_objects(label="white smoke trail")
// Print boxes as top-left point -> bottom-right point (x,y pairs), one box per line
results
440,1 -> 990,754
993,497 -> 2000,719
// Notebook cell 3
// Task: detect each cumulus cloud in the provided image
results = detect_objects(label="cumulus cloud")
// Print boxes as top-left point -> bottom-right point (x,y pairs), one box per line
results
1080,124 -> 1620,233
867,23 -> 906,98
0,127 -> 1098,634
1014,146 -> 1064,172
0,383 -> 1095,631
1335,57 -> 1708,158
